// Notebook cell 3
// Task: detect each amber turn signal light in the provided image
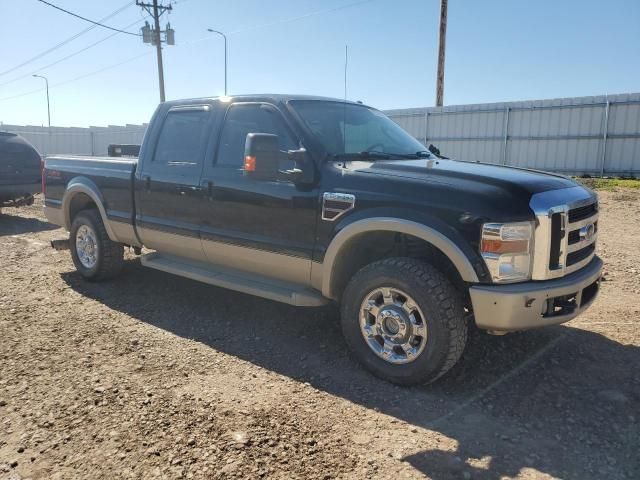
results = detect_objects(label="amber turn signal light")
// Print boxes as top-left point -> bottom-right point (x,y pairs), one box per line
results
481,238 -> 529,254
244,155 -> 256,172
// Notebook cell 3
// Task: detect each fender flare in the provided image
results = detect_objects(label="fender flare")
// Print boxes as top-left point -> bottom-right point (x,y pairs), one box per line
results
61,177 -> 117,241
321,217 -> 480,299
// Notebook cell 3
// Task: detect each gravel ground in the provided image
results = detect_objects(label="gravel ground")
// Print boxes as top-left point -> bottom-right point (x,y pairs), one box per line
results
0,190 -> 638,480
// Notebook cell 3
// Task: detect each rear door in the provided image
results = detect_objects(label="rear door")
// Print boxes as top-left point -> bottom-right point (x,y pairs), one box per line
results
135,105 -> 212,261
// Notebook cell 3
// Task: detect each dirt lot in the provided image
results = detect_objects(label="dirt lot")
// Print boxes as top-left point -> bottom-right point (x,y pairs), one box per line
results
1,190 -> 639,480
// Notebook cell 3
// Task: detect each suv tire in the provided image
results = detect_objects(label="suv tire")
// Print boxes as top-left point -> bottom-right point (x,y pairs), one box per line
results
70,209 -> 124,281
341,257 -> 467,385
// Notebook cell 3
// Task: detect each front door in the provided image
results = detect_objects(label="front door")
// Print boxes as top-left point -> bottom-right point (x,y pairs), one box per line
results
199,102 -> 318,285
135,105 -> 212,261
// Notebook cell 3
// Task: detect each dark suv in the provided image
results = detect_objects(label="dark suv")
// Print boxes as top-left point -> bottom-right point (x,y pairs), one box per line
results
0,132 -> 42,212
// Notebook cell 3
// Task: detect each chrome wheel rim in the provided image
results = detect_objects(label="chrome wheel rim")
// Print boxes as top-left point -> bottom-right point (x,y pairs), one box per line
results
75,224 -> 98,269
359,287 -> 428,364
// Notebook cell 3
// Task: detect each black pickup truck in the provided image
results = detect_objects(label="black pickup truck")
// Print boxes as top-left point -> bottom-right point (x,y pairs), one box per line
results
43,95 -> 602,385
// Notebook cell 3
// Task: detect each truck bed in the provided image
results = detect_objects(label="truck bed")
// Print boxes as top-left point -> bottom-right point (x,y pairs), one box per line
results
44,155 -> 138,233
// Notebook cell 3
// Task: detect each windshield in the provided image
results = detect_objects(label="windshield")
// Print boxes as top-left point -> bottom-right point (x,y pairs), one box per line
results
290,100 -> 428,158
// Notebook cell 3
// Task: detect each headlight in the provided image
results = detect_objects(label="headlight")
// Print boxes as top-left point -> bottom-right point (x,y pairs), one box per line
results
481,222 -> 533,283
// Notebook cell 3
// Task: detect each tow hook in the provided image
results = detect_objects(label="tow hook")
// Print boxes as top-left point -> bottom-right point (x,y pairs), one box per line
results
50,239 -> 70,251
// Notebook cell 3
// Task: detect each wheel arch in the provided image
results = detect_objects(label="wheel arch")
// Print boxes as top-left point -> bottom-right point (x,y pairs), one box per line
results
62,177 -> 117,241
321,217 -> 480,300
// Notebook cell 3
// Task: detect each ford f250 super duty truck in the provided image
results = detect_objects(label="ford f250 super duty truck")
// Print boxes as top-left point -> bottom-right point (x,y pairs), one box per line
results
43,95 -> 602,385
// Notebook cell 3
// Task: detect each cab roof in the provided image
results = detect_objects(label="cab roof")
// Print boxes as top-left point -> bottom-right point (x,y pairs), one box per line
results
163,94 -> 366,109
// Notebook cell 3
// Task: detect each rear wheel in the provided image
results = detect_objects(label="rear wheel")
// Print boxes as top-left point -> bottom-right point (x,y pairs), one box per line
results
340,257 -> 467,385
70,209 -> 123,281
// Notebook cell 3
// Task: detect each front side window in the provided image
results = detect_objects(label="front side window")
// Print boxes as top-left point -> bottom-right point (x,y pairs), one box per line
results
216,104 -> 297,167
290,101 -> 427,158
153,109 -> 210,166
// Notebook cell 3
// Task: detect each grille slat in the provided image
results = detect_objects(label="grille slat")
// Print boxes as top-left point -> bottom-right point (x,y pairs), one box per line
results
569,203 -> 597,223
566,243 -> 595,266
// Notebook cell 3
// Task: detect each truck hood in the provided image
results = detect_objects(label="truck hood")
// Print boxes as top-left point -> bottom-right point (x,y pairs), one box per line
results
353,158 -> 577,195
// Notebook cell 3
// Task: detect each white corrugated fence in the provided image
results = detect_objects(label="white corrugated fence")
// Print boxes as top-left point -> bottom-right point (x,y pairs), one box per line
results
2,92 -> 638,176
385,92 -> 640,177
0,123 -> 148,156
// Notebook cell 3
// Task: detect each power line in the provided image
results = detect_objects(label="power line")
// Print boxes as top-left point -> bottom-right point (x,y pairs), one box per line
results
229,0 -> 376,35
36,0 -> 140,36
0,1 -> 134,77
0,18 -> 147,88
0,51 -> 154,103
0,0 -> 375,104
185,0 -> 376,46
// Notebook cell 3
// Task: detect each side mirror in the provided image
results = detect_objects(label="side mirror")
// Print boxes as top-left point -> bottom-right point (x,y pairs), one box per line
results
244,133 -> 314,184
244,133 -> 281,180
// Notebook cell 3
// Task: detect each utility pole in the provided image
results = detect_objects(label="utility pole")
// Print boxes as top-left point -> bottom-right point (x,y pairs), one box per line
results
137,0 -> 174,102
435,0 -> 448,107
32,74 -> 51,128
152,0 -> 165,102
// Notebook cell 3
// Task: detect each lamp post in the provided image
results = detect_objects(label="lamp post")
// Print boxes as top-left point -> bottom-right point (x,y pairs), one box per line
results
32,74 -> 51,128
207,28 -> 228,95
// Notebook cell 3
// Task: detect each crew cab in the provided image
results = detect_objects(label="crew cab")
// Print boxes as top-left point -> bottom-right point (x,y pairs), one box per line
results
43,95 -> 602,385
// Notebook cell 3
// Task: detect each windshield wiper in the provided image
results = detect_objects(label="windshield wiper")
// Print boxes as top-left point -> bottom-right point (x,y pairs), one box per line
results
331,151 -> 391,160
331,150 -> 432,161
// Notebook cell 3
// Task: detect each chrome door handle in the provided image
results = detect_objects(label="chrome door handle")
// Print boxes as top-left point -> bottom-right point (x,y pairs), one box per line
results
176,185 -> 200,195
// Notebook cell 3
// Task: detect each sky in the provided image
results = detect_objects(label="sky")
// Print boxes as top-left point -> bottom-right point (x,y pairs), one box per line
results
0,0 -> 639,127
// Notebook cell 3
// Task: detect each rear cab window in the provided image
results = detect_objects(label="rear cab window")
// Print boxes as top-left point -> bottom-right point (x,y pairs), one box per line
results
148,105 -> 212,173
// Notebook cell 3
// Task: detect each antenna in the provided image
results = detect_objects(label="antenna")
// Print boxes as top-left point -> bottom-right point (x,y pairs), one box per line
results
344,45 -> 348,101
342,45 -> 348,155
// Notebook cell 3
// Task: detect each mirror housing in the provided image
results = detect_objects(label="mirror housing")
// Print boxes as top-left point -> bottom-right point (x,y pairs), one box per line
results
244,133 -> 314,184
244,133 -> 281,179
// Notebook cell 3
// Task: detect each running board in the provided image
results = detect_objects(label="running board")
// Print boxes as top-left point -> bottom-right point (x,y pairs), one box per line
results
140,252 -> 328,307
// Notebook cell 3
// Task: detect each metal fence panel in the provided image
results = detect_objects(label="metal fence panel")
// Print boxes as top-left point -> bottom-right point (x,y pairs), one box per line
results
0,124 -> 147,156
386,92 -> 640,177
3,93 -> 639,176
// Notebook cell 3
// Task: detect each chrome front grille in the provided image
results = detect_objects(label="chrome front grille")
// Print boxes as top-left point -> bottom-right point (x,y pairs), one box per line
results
530,186 -> 599,280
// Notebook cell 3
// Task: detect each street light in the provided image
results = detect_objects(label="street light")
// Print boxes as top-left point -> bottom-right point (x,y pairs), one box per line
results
207,28 -> 228,96
32,74 -> 51,128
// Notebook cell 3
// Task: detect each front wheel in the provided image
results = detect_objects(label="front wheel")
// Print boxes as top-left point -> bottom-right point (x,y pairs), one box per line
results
340,257 -> 467,385
70,209 -> 124,281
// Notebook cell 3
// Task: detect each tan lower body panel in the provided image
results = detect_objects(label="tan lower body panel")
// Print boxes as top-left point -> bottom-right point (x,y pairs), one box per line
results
137,227 -> 206,263
201,238 -> 312,286
109,220 -> 141,247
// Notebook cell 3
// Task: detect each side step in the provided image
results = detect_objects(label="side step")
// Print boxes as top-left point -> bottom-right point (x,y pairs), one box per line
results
140,252 -> 328,307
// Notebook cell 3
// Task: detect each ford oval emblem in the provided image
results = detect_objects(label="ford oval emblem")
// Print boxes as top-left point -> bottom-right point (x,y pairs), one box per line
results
579,223 -> 596,241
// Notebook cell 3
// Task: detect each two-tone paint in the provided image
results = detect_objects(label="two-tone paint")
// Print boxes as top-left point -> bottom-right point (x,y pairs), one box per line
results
43,94 -> 600,323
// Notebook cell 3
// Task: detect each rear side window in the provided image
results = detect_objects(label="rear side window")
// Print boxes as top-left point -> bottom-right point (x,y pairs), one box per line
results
153,109 -> 210,167
216,104 -> 297,167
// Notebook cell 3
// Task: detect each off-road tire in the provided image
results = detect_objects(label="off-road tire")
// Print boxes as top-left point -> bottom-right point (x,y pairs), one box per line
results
340,257 -> 468,385
70,209 -> 124,281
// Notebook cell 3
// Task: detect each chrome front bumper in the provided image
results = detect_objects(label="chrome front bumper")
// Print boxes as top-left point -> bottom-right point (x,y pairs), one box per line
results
469,256 -> 602,331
